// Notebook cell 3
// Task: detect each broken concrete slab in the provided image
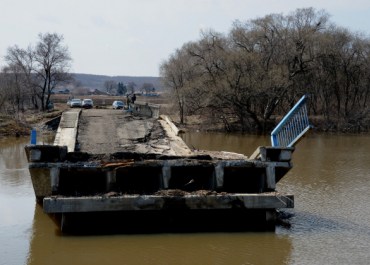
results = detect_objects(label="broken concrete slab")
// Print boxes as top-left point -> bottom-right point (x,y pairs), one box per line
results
77,110 -> 184,156
43,193 -> 294,213
250,146 -> 295,162
25,145 -> 68,162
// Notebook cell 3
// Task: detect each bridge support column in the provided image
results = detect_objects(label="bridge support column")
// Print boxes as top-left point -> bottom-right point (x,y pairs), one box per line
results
265,209 -> 276,231
266,164 -> 276,190
106,171 -> 117,192
50,167 -> 60,195
162,166 -> 171,189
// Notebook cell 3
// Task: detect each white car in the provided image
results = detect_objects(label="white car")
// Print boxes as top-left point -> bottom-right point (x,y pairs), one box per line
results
112,101 -> 125,109
70,99 -> 82,108
82,99 -> 93,108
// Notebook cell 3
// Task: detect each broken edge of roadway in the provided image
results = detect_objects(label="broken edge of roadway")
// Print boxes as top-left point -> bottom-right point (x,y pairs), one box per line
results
54,109 -> 81,153
159,116 -> 192,156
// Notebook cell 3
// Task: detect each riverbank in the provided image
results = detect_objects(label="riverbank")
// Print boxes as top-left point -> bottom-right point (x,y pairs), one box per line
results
164,113 -> 370,134
3,93 -> 369,138
65,93 -> 368,134
0,115 -> 32,139
0,106 -> 66,139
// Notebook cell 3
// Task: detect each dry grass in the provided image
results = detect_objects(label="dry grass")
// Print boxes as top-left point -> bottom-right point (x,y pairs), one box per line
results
26,110 -> 64,124
0,114 -> 11,121
0,120 -> 31,137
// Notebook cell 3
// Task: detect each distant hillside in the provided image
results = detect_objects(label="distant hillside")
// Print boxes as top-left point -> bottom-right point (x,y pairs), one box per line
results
72,73 -> 162,91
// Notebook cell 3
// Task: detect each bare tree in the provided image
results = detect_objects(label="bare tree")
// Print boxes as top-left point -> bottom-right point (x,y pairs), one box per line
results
4,33 -> 73,111
34,33 -> 73,110
103,80 -> 117,93
73,87 -> 90,95
4,45 -> 39,109
0,68 -> 12,111
161,7 -> 370,132
127,82 -> 137,94
74,80 -> 83,88
2,64 -> 29,118
140,82 -> 154,94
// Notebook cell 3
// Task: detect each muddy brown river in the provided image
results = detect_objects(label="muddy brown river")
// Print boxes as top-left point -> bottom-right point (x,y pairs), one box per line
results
1,132 -> 370,264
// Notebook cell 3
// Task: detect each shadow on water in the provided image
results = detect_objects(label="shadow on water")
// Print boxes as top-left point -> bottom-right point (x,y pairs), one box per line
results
40,202 -> 370,237
40,205 -> 276,236
277,210 -> 370,237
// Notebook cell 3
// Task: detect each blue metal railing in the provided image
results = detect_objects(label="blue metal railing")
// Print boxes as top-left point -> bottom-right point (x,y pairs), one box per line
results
271,94 -> 313,147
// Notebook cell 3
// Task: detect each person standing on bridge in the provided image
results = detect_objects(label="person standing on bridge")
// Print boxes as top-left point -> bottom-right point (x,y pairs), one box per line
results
132,94 -> 136,104
126,95 -> 131,108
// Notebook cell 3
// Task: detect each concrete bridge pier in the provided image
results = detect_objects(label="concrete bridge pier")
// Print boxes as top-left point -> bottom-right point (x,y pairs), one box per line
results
161,165 -> 171,189
105,171 -> 117,192
61,213 -> 69,233
50,168 -> 60,195
214,164 -> 224,190
265,210 -> 276,231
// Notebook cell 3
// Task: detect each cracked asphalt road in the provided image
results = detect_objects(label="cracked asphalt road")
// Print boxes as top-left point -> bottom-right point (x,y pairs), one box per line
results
77,109 -> 176,155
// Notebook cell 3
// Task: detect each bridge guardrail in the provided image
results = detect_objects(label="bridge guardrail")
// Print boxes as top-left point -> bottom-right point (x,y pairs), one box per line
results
271,94 -> 313,147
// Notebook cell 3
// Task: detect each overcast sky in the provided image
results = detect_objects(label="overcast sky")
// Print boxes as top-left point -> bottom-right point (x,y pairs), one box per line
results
1,0 -> 369,77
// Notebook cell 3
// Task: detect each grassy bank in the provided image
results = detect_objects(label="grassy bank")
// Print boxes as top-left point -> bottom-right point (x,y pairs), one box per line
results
0,119 -> 32,139
0,107 -> 67,139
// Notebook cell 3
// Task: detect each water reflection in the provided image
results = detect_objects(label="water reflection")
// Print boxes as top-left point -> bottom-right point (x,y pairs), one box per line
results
27,204 -> 293,265
0,136 -> 55,264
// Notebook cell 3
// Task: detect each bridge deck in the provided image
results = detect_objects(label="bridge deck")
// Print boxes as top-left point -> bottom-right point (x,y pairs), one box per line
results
77,109 -> 187,155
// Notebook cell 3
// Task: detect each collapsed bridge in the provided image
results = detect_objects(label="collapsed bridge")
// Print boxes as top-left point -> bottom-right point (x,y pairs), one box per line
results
25,101 -> 300,232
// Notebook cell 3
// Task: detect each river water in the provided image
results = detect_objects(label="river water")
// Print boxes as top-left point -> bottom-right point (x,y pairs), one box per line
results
1,133 -> 370,264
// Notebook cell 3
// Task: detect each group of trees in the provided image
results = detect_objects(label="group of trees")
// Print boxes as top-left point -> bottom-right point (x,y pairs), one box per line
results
101,81 -> 156,95
103,80 -> 127,95
127,82 -> 137,94
140,82 -> 155,94
160,8 -> 370,132
103,80 -> 117,93
0,33 -> 73,115
117,82 -> 127,94
72,80 -> 90,95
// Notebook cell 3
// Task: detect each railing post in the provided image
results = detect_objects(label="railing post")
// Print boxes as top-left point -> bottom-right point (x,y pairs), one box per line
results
31,130 -> 37,145
271,135 -> 278,147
